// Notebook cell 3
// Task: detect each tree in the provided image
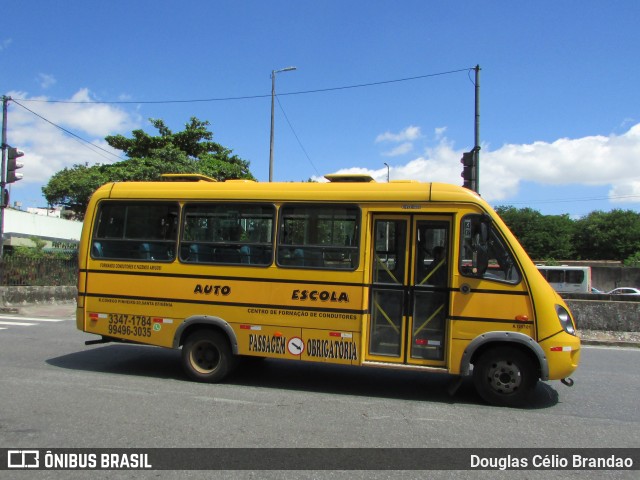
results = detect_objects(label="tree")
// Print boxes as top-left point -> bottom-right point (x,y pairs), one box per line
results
496,207 -> 640,261
42,164 -> 110,219
42,118 -> 254,220
495,206 -> 575,260
574,209 -> 640,261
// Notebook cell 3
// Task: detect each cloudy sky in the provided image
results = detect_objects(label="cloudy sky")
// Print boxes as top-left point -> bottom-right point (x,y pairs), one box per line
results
2,1 -> 639,217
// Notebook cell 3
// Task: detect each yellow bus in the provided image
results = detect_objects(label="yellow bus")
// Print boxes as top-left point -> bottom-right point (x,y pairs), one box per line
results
76,174 -> 580,406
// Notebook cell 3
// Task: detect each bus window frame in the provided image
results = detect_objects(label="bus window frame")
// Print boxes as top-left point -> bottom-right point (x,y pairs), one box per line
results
178,202 -> 276,267
458,213 -> 522,285
91,200 -> 180,262
276,203 -> 361,271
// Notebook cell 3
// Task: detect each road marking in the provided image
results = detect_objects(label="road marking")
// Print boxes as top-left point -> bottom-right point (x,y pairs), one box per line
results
0,316 -> 68,322
0,315 -> 70,331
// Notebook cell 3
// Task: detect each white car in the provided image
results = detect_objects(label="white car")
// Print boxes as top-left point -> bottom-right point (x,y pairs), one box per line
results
606,287 -> 640,295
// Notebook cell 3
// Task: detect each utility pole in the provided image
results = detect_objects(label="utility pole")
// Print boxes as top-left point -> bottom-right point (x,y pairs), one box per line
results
269,66 -> 297,182
460,65 -> 481,194
474,65 -> 481,194
0,95 -> 10,258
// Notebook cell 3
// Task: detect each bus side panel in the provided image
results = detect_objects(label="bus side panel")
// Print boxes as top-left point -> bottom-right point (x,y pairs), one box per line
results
301,328 -> 360,365
233,325 -> 361,365
234,324 -> 301,359
83,299 -> 179,348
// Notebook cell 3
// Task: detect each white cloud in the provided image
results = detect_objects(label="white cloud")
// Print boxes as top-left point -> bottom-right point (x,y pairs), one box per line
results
6,89 -> 141,184
434,127 -> 447,139
326,124 -> 640,205
381,142 -> 413,157
38,73 -> 56,89
609,180 -> 640,203
484,124 -> 640,201
375,125 -> 422,143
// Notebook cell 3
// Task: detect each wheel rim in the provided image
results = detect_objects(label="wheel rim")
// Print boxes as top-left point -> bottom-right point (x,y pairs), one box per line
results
190,340 -> 221,374
485,359 -> 522,394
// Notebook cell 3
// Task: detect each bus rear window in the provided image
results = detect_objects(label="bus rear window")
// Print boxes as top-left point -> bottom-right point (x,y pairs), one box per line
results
92,202 -> 179,261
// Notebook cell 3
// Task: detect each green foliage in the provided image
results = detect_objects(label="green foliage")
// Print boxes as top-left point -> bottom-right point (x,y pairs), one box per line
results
30,236 -> 47,252
42,117 -> 254,220
42,164 -> 109,219
623,252 -> 640,267
495,206 -> 575,259
541,258 -> 560,266
11,242 -> 74,260
2,242 -> 76,286
574,209 -> 640,261
496,206 -> 640,262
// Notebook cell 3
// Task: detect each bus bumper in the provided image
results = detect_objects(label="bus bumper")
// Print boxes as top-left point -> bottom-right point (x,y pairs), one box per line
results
540,332 -> 581,381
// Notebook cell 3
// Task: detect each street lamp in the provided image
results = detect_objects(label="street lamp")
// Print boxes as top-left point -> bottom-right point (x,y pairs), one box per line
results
269,66 -> 297,182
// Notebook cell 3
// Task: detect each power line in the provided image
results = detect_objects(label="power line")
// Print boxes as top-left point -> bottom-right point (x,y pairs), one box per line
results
275,95 -> 320,177
13,67 -> 475,105
10,99 -> 125,162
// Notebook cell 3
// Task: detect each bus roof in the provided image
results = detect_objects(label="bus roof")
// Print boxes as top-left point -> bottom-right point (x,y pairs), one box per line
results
92,178 -> 485,205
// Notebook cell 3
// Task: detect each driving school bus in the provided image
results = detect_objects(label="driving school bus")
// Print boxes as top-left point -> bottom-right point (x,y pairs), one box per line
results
76,174 -> 580,406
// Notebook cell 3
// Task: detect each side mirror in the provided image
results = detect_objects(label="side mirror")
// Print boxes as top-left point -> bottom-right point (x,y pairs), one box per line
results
471,214 -> 491,276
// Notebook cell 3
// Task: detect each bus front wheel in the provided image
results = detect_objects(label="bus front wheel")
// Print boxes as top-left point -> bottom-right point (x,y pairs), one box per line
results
472,346 -> 538,407
182,330 -> 236,383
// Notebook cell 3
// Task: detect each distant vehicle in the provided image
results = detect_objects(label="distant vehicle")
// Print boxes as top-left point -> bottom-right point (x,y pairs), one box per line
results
536,265 -> 591,294
607,287 -> 640,296
591,287 -> 604,294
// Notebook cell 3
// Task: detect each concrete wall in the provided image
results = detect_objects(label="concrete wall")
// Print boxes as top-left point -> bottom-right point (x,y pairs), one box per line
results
0,285 -> 77,305
566,298 -> 640,332
592,266 -> 640,292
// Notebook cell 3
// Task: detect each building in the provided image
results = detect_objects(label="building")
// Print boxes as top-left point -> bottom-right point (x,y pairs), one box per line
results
1,207 -> 82,251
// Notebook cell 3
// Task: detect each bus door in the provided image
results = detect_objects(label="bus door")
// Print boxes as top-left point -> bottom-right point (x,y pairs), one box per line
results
367,215 -> 450,366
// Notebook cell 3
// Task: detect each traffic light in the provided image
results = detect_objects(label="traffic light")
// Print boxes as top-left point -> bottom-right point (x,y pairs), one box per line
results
460,149 -> 476,191
7,146 -> 24,183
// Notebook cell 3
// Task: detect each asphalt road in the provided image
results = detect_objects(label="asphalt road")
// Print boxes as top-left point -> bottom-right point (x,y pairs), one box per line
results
0,308 -> 638,479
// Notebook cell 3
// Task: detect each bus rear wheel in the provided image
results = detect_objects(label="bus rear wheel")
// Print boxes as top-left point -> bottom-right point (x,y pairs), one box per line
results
473,346 -> 538,407
182,330 -> 236,383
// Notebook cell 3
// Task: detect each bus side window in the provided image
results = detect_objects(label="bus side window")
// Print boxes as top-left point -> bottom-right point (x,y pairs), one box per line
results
277,204 -> 359,270
180,203 -> 275,266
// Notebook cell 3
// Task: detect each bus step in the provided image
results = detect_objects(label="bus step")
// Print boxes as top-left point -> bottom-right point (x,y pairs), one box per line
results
85,337 -> 111,346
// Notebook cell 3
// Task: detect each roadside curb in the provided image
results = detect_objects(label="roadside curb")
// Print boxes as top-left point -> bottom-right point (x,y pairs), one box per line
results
580,339 -> 640,348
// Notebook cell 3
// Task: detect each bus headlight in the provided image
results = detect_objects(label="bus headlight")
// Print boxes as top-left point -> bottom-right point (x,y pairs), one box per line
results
556,305 -> 576,335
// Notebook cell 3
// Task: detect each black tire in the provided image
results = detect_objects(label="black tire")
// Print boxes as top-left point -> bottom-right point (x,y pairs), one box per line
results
181,330 -> 236,383
472,346 -> 538,407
